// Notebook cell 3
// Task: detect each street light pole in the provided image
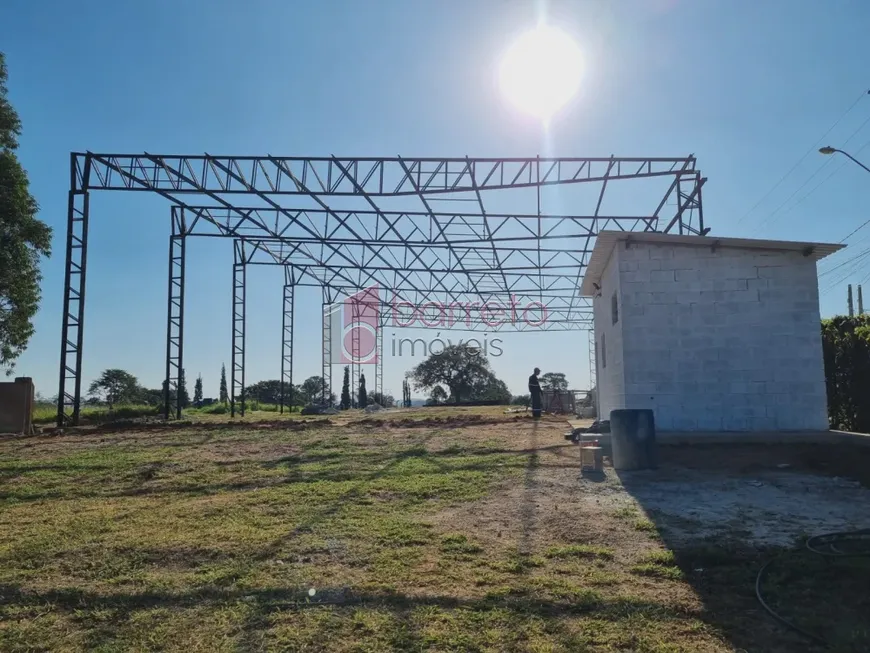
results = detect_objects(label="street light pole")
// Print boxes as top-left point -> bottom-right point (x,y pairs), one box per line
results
819,146 -> 870,175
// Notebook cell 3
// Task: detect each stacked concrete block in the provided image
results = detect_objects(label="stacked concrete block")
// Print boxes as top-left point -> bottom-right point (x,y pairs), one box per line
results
593,244 -> 625,418
592,238 -> 829,432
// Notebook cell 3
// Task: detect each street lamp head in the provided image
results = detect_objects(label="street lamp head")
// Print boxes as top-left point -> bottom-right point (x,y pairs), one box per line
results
819,146 -> 837,155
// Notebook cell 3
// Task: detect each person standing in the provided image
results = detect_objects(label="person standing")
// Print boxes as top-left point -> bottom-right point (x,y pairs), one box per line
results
528,367 -> 542,418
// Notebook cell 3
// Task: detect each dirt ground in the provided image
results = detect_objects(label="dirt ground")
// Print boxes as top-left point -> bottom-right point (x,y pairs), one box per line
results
433,420 -> 870,549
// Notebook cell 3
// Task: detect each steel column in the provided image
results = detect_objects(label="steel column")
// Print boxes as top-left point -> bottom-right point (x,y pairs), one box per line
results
587,329 -> 597,396
590,330 -> 601,418
231,241 -> 246,417
321,291 -> 332,407
164,207 -> 186,420
280,274 -> 294,414
350,297 -> 361,408
375,317 -> 383,401
665,172 -> 706,235
57,154 -> 91,427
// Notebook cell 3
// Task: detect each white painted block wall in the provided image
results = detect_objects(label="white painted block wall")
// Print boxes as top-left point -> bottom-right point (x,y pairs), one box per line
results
593,247 -> 624,418
593,241 -> 828,431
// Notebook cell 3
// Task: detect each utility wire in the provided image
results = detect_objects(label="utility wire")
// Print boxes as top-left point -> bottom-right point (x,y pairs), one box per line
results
857,266 -> 870,286
820,249 -> 870,294
819,246 -> 870,278
838,214 -> 870,244
819,251 -> 870,294
753,109 -> 870,234
734,89 -> 869,230
813,137 -> 870,290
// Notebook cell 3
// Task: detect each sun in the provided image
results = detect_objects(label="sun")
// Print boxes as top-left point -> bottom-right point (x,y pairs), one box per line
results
499,25 -> 584,121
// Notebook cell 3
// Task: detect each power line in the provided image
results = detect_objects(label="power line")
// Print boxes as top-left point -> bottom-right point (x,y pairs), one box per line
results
838,214 -> 870,244
819,245 -> 870,278
734,88 -> 869,230
819,247 -> 870,294
752,107 -> 870,234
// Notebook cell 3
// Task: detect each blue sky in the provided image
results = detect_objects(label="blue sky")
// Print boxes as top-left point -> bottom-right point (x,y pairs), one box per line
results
2,0 -> 870,399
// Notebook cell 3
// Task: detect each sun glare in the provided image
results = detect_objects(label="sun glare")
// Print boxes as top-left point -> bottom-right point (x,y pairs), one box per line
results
499,25 -> 584,122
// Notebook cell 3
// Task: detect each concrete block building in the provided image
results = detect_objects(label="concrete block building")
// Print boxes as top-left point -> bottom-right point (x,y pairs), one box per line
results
580,232 -> 843,432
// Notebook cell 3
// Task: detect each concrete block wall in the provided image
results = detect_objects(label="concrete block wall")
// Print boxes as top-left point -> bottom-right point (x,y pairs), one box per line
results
596,241 -> 828,431
592,247 -> 625,418
0,377 -> 35,434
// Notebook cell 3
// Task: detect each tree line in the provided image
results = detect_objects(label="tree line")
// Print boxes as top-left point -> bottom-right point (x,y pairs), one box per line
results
84,365 -> 363,410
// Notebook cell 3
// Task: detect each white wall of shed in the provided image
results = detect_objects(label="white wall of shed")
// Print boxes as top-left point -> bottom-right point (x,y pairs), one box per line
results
592,246 -> 626,419
617,241 -> 828,431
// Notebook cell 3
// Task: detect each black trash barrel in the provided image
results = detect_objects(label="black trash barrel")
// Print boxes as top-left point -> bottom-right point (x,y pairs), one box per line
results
610,409 -> 657,471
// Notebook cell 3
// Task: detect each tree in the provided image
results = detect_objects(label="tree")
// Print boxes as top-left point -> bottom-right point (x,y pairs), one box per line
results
472,372 -> 512,404
178,369 -> 190,408
0,53 -> 52,373
219,364 -> 229,404
340,366 -> 351,409
370,391 -> 394,408
426,386 -> 448,406
358,373 -> 368,409
402,378 -> 412,407
409,344 -> 492,403
163,370 -> 190,409
822,315 -> 870,431
193,374 -> 203,407
512,394 -> 531,406
88,369 -> 139,409
137,387 -> 164,406
246,379 -> 285,405
301,375 -> 326,405
540,372 -> 569,392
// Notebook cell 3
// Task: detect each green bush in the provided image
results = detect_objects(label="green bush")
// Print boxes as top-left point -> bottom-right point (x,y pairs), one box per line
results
199,403 -> 229,415
822,315 -> 870,432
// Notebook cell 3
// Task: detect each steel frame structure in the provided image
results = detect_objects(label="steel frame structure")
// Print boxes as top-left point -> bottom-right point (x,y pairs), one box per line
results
280,268 -> 294,415
57,152 -> 705,427
164,209 -> 186,419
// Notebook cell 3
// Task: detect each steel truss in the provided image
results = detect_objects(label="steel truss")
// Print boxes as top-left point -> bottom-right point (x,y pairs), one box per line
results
58,153 -> 706,426
224,235 -> 594,330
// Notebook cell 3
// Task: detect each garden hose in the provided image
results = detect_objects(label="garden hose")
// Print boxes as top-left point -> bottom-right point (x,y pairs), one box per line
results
755,529 -> 870,647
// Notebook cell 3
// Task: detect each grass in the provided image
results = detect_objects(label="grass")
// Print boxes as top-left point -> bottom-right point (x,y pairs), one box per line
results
544,544 -> 615,560
633,518 -> 657,533
35,402 -> 311,424
1,408 -> 866,652
439,534 -> 483,556
612,505 -> 640,519
33,403 -> 161,425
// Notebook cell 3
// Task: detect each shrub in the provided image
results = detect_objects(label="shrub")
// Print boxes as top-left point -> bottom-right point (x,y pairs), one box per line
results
200,403 -> 229,415
822,315 -> 870,432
